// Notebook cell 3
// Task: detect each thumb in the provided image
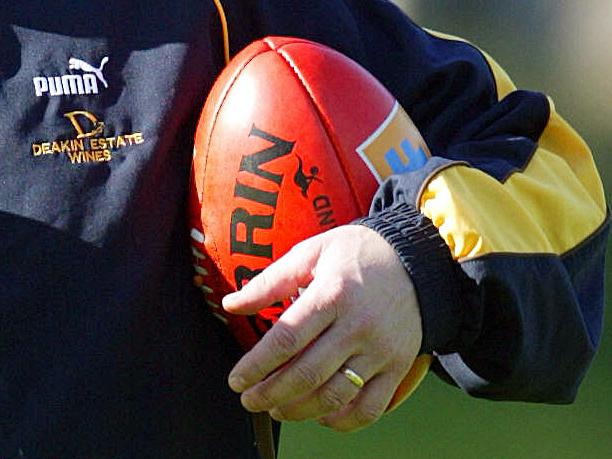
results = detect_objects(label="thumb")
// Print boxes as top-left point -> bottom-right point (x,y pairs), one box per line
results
222,236 -> 323,315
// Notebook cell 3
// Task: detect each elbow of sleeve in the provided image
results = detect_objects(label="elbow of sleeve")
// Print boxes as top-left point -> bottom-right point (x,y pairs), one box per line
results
436,338 -> 596,405
437,217 -> 609,404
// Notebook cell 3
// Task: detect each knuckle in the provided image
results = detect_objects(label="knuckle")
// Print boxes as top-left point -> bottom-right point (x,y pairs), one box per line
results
245,358 -> 268,382
318,278 -> 352,317
256,271 -> 277,296
242,388 -> 274,411
353,402 -> 384,426
269,324 -> 300,358
388,349 -> 417,376
386,358 -> 410,378
319,387 -> 350,412
351,310 -> 379,339
291,362 -> 323,391
372,334 -> 396,358
326,277 -> 350,302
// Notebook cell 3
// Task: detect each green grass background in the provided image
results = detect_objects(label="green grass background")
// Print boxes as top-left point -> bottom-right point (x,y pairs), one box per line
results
279,1 -> 612,458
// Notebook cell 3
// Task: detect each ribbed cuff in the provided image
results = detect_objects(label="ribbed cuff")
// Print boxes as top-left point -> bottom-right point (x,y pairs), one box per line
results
354,202 -> 463,354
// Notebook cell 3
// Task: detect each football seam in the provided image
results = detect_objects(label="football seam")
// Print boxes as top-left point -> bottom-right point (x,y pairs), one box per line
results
268,41 -> 368,217
201,49 -> 270,273
202,51 -> 265,189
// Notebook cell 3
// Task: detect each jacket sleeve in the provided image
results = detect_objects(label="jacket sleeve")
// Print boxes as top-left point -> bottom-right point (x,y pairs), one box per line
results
221,0 -> 609,403
353,17 -> 609,403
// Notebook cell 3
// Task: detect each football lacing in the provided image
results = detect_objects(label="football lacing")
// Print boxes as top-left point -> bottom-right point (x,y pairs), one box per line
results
190,226 -> 226,323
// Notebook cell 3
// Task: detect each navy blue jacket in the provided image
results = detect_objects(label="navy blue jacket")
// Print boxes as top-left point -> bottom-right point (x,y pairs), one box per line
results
0,1 -> 608,458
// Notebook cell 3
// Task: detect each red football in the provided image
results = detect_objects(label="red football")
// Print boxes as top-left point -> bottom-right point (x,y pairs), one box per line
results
189,37 -> 432,409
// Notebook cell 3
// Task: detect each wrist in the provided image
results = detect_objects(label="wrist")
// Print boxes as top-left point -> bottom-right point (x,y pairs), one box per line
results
354,202 -> 463,354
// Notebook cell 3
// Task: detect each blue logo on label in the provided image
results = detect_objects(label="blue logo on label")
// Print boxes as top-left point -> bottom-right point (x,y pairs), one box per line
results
384,138 -> 427,174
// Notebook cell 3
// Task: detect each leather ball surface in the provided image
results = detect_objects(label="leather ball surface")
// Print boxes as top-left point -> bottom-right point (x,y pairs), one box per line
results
189,36 -> 432,409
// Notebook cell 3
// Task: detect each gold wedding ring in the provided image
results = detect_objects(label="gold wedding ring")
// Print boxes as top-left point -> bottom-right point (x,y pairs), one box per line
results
340,366 -> 365,388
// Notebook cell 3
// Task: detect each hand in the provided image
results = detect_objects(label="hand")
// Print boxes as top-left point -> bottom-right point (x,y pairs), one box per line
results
223,224 -> 422,432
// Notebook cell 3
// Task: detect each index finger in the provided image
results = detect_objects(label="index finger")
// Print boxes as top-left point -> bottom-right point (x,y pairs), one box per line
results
222,237 -> 322,315
227,274 -> 336,394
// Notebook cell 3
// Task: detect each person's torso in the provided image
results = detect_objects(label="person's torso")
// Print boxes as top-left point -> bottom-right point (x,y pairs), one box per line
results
0,2 -> 263,457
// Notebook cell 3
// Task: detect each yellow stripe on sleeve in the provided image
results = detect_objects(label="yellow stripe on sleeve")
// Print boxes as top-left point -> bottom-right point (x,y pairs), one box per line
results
420,141 -> 606,259
420,30 -> 606,259
539,99 -> 607,213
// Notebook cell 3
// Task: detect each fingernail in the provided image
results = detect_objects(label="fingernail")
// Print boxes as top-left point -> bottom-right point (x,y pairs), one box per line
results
228,374 -> 247,392
240,392 -> 258,412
